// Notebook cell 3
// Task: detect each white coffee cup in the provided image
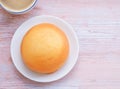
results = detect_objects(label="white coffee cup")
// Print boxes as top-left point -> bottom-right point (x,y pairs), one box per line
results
0,0 -> 37,14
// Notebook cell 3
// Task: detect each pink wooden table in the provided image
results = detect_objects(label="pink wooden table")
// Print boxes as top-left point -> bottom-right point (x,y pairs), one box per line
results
1,0 -> 120,89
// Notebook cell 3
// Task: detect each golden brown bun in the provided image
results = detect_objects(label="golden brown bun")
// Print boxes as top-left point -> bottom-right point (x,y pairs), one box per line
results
21,23 -> 69,73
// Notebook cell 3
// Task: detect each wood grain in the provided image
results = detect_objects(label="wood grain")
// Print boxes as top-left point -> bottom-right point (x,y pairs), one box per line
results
1,0 -> 120,89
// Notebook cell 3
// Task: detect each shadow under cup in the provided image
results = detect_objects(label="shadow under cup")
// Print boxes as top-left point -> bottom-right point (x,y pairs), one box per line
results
0,0 -> 37,14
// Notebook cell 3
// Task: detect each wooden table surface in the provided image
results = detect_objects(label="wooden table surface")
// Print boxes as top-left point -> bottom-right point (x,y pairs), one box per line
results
1,0 -> 120,89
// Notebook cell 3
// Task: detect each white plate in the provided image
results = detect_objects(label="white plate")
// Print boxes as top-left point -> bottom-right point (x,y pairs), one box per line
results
10,15 -> 79,82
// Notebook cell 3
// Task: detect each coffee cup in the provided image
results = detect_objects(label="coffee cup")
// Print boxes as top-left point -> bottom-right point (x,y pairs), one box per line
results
0,0 -> 37,14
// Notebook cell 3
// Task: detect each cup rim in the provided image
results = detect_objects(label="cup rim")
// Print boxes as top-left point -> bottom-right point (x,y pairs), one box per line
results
0,0 -> 37,13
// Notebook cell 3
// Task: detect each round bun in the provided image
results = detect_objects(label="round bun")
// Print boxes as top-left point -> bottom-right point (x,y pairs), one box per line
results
21,23 -> 69,73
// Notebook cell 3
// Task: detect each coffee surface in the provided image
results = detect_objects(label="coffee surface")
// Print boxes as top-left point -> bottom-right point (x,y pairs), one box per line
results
1,0 -> 34,11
